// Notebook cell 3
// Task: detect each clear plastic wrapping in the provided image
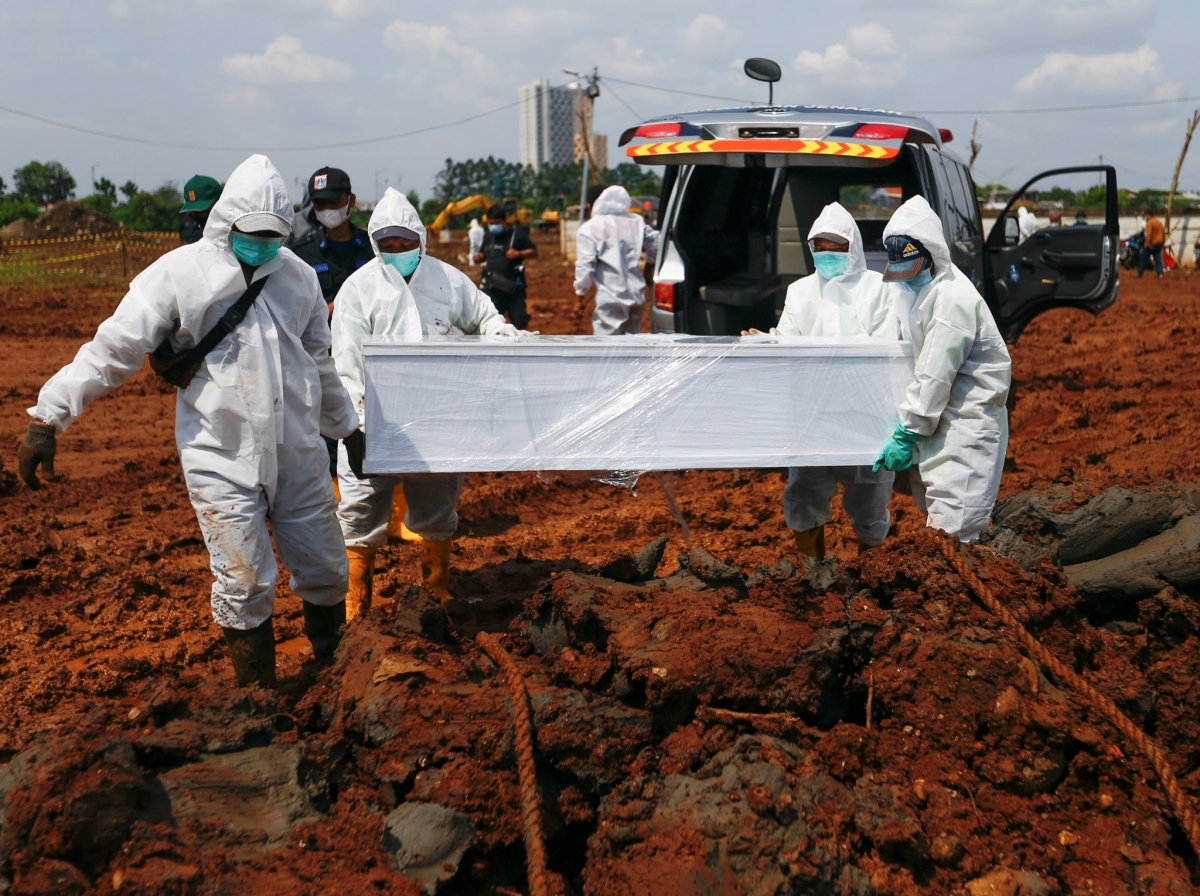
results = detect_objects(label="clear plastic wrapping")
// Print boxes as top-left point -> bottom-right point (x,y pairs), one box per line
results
361,334 -> 914,475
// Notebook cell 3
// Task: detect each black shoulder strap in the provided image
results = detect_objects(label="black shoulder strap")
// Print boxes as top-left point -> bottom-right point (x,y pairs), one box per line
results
182,275 -> 269,368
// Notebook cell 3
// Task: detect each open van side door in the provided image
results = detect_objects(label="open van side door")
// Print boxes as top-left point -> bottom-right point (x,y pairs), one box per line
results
985,165 -> 1118,343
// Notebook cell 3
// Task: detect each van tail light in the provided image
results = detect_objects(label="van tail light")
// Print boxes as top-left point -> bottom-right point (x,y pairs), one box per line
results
850,123 -> 908,141
653,282 -> 677,312
938,128 -> 953,143
635,122 -> 682,139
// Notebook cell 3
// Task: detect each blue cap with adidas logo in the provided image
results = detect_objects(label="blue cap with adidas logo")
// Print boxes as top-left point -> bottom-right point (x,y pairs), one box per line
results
883,234 -> 932,281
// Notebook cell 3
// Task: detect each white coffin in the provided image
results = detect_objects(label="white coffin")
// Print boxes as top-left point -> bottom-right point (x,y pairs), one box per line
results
362,335 -> 914,475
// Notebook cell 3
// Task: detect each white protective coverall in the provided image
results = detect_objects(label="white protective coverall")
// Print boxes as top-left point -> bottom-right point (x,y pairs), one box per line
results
1017,206 -> 1039,241
29,154 -> 358,629
574,185 -> 660,335
883,196 -> 1012,540
778,202 -> 897,546
331,188 -> 519,546
467,218 -> 484,266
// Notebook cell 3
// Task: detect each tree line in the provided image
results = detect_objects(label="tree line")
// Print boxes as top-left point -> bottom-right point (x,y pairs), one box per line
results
0,160 -> 183,231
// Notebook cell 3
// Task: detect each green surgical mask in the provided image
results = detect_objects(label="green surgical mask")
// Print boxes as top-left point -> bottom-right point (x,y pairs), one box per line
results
381,248 -> 421,277
229,232 -> 284,266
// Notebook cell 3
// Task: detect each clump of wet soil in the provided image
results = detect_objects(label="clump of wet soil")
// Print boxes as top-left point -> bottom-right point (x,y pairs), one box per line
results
2,528 -> 1198,894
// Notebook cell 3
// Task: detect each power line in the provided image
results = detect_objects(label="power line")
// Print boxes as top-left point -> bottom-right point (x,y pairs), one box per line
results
0,89 -> 557,153
598,78 -> 643,122
599,75 -> 753,106
918,94 -> 1200,116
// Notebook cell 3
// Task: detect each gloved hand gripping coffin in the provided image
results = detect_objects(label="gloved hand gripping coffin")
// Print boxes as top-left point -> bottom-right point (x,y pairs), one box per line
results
361,334 -> 913,475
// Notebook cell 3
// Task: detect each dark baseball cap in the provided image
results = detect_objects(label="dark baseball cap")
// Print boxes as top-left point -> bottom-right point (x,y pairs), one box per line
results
309,167 -> 352,201
883,234 -> 932,281
180,175 -> 222,212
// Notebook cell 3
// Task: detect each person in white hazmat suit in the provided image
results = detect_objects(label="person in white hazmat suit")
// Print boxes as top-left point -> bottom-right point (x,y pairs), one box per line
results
1017,206 -> 1039,241
331,188 -> 525,617
16,154 -> 360,688
467,218 -> 485,267
574,185 -> 660,335
774,202 -> 898,559
874,196 -> 1012,541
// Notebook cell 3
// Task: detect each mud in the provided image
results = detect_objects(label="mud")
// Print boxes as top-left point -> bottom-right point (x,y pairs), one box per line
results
1,233 -> 1199,892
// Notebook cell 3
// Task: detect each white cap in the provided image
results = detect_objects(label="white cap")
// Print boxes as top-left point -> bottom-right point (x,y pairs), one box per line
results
233,212 -> 290,237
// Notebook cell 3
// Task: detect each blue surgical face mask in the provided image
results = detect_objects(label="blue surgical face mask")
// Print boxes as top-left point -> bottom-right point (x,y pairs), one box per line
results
229,232 -> 284,266
812,251 -> 850,280
899,268 -> 934,294
488,223 -> 504,234
381,247 -> 421,277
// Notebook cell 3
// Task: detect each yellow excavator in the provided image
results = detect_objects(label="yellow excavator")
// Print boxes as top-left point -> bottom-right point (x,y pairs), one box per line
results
427,195 -> 532,233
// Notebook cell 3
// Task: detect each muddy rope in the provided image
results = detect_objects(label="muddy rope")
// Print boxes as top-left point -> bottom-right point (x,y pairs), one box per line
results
940,538 -> 1200,859
476,632 -> 550,896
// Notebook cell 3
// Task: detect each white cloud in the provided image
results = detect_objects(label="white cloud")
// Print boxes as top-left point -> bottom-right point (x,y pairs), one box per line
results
1015,43 -> 1162,93
107,0 -> 129,18
382,20 -> 486,73
679,14 -> 741,53
1154,81 -> 1185,101
220,35 -> 353,85
309,0 -> 364,16
793,23 -> 905,88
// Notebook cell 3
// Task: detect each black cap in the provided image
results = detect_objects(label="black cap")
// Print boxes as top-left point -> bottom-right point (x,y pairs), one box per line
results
309,167 -> 352,201
882,234 -> 932,281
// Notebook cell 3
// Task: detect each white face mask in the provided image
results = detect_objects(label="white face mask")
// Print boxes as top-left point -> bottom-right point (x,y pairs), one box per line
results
315,202 -> 350,230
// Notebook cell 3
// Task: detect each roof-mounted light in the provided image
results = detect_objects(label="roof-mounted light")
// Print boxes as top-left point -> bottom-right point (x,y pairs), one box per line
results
850,123 -> 909,141
938,128 -> 953,143
634,122 -> 683,139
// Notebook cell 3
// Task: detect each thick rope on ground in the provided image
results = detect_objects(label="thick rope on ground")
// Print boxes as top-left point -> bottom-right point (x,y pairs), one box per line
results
939,537 -> 1200,859
476,631 -> 550,896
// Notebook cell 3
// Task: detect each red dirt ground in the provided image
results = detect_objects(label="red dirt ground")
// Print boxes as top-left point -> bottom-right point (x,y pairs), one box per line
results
0,233 -> 1198,894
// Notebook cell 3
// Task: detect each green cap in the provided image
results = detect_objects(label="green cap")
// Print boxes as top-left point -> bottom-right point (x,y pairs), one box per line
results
180,175 -> 222,212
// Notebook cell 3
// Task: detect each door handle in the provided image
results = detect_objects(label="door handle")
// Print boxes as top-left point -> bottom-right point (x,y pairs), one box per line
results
1042,251 -> 1098,269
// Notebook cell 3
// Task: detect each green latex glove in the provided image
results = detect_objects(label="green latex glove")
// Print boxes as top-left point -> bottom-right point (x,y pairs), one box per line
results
872,424 -> 920,473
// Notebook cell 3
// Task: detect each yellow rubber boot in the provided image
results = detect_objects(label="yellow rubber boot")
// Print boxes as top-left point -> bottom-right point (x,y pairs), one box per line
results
421,539 -> 454,603
346,545 -> 376,621
387,486 -> 423,543
793,525 -> 826,561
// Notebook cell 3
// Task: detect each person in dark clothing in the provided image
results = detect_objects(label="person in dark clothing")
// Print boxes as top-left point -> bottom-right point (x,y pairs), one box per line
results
178,175 -> 222,244
291,167 -> 375,485
291,167 -> 375,315
472,204 -> 537,329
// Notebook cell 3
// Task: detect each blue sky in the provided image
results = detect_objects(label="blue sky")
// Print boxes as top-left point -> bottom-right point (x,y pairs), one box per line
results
1,0 -> 1197,202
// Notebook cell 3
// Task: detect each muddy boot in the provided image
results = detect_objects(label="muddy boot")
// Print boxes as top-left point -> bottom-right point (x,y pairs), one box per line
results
793,525 -> 825,561
857,539 -> 875,556
303,600 -> 346,662
346,545 -> 376,621
387,485 -> 423,543
222,618 -> 277,689
421,538 -> 454,603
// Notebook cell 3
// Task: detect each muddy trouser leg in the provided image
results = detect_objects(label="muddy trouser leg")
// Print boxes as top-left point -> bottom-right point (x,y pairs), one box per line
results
835,465 -> 895,547
336,442 -> 400,548
184,469 -> 277,631
399,474 -> 465,541
269,447 -> 350,609
782,466 -> 839,534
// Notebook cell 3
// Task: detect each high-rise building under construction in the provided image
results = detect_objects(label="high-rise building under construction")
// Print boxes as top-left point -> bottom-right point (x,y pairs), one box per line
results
519,80 -> 576,171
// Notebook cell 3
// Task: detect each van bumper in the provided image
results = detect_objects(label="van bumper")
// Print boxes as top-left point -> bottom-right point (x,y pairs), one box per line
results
650,305 -> 676,333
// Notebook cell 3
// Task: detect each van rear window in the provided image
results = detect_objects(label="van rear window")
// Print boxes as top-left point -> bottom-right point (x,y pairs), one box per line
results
838,185 -> 903,220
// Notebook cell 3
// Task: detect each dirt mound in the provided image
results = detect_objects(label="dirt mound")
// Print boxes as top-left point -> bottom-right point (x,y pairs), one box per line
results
6,529 -> 1194,893
28,202 -> 122,239
0,219 -> 37,241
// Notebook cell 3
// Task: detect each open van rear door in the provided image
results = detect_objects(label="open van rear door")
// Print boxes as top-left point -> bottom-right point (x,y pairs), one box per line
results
985,165 -> 1118,342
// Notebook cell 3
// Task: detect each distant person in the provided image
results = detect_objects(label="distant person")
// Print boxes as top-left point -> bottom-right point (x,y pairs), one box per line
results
467,217 -> 485,266
18,154 -> 359,689
574,184 -> 660,335
1139,210 -> 1165,279
874,196 -> 1012,543
1047,209 -> 1062,227
1017,206 -> 1038,241
473,204 -> 537,329
292,167 -> 374,314
1073,211 -> 1088,226
178,175 -> 221,244
771,203 -> 897,560
1193,231 -> 1200,269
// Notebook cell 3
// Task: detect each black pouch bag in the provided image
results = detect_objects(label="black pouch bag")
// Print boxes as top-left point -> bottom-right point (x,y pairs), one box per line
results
148,276 -> 269,388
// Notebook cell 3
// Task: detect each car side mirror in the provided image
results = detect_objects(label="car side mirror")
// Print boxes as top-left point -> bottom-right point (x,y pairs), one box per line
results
1004,216 -> 1019,247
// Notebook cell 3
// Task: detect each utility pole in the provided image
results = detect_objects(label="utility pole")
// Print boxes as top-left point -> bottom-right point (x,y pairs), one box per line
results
91,163 -> 99,193
565,67 -> 601,223
1165,109 -> 1200,244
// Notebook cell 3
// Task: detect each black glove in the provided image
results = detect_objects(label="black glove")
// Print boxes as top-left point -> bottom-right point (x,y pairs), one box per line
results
344,429 -> 366,480
17,421 -> 57,490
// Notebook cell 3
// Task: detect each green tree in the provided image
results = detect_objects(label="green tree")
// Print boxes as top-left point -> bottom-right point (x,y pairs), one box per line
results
120,181 -> 140,201
94,177 -> 118,203
0,195 -> 40,227
0,175 -> 6,196
601,162 -> 663,197
13,160 -> 76,205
